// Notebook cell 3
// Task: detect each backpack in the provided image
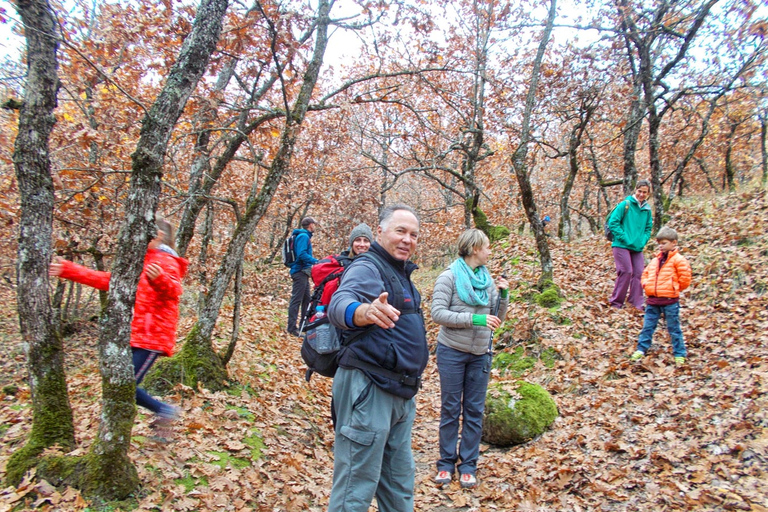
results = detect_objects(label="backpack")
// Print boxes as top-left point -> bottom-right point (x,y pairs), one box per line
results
604,201 -> 629,242
281,233 -> 297,267
299,251 -> 405,382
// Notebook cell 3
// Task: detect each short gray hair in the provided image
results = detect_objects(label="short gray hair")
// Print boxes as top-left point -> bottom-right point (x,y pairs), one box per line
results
379,204 -> 419,229
656,226 -> 678,241
636,180 -> 651,190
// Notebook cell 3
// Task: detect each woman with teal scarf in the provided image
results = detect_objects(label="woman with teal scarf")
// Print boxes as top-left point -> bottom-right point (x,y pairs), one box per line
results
431,229 -> 509,489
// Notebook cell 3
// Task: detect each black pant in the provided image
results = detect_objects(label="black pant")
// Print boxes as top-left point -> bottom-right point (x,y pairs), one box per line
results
288,270 -> 311,334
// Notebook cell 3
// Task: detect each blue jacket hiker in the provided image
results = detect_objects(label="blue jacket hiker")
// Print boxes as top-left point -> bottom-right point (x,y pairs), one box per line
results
287,217 -> 318,336
326,205 -> 428,512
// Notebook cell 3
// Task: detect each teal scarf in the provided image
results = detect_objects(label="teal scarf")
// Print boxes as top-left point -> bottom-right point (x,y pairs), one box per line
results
450,258 -> 492,306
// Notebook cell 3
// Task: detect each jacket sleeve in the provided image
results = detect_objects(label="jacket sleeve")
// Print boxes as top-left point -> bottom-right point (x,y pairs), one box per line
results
328,260 -> 383,330
495,286 -> 509,321
642,211 -> 653,247
58,260 -> 111,291
430,270 -> 473,329
294,233 -> 318,266
675,255 -> 692,292
608,202 -> 627,245
147,259 -> 183,300
641,258 -> 654,288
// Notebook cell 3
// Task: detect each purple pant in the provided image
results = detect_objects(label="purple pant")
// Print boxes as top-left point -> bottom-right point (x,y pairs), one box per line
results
609,247 -> 645,309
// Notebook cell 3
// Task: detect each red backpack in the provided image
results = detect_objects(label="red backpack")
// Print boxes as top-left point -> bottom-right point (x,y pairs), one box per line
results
310,253 -> 352,308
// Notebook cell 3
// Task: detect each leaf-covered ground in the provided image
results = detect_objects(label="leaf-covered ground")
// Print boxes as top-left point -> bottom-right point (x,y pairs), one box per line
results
1,189 -> 767,511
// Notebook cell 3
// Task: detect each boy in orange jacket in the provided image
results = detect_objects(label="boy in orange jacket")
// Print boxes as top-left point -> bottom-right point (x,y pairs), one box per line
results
630,226 -> 692,366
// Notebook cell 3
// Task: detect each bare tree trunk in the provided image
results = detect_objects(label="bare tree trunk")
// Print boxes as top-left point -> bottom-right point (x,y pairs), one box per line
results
559,92 -> 597,242
5,0 -> 76,487
724,121 -> 738,192
621,83 -> 645,195
761,111 -> 767,188
74,0 -> 227,499
149,0 -> 332,392
510,0 -> 556,287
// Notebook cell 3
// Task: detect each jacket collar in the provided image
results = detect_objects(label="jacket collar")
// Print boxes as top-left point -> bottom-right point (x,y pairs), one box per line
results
368,242 -> 418,276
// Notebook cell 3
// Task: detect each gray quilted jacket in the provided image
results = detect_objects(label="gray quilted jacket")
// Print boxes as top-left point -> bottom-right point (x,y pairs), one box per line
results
431,268 -> 509,356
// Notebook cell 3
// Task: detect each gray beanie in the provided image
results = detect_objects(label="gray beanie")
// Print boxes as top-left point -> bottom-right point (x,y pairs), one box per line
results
349,223 -> 374,248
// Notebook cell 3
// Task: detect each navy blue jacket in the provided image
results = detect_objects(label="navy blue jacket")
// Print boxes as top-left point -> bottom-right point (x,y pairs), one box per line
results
289,228 -> 318,275
328,242 -> 428,399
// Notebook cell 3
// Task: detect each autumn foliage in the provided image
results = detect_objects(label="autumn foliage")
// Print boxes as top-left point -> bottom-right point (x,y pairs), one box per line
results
1,187 -> 766,511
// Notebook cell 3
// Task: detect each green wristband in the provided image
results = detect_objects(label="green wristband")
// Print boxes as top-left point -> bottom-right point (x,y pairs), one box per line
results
500,288 -> 508,299
472,314 -> 487,326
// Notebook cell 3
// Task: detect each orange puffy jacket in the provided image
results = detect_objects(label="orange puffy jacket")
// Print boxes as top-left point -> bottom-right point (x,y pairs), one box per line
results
58,248 -> 188,356
641,249 -> 691,299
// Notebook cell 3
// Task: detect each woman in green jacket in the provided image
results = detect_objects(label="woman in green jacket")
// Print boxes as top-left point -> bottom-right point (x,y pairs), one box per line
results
608,180 -> 653,310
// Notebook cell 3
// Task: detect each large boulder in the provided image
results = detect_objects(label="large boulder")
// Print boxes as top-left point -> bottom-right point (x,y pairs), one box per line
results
482,381 -> 558,446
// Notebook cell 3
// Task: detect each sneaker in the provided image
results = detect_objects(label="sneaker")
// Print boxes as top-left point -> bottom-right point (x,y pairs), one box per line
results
675,356 -> 686,367
459,473 -> 477,489
629,350 -> 645,362
434,470 -> 452,485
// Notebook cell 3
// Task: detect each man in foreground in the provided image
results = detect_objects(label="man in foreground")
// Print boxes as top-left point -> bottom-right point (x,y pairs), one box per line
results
327,204 -> 428,512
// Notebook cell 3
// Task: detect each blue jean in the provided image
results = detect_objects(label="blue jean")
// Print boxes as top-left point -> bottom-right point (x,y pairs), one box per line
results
436,343 -> 490,476
328,368 -> 416,512
610,247 -> 645,309
636,303 -> 686,358
133,347 -> 176,417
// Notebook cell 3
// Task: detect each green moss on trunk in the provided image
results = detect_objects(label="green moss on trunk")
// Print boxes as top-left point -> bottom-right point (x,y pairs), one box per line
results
5,354 -> 75,486
143,323 -> 228,394
468,198 -> 510,243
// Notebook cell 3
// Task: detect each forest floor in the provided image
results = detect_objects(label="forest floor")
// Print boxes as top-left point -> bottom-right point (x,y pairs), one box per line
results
1,188 -> 767,512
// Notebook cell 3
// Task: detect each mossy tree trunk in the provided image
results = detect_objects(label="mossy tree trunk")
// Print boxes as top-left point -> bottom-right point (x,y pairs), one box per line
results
510,0 -> 556,288
75,0 -> 228,499
147,0 -> 333,392
6,0 -> 76,487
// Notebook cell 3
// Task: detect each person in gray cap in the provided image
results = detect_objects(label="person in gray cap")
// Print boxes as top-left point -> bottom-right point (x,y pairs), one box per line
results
345,222 -> 374,258
287,216 -> 318,336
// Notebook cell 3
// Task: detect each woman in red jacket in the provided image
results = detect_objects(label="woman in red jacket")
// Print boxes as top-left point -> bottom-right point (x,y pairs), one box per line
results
50,217 -> 188,426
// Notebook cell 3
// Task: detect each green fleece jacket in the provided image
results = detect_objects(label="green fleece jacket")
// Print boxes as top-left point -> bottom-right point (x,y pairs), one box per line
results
608,195 -> 652,252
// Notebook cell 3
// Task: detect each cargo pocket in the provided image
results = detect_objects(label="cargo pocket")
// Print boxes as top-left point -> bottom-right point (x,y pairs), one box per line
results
339,425 -> 376,447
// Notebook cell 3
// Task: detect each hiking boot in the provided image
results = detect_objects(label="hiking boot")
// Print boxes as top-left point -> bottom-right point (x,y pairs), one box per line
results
629,350 -> 644,362
460,473 -> 477,489
675,356 -> 686,367
434,470 -> 452,485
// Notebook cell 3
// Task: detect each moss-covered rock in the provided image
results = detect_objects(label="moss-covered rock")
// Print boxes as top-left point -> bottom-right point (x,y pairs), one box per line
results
534,281 -> 563,308
482,381 -> 558,446
143,323 -> 228,395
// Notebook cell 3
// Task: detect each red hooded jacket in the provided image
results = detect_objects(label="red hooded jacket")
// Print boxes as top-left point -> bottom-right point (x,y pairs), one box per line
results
58,248 -> 188,356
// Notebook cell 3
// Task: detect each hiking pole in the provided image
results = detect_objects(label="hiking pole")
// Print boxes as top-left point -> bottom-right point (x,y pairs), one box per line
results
484,273 -> 507,374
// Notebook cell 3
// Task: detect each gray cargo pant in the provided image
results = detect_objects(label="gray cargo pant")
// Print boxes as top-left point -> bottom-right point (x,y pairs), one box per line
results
327,367 -> 416,512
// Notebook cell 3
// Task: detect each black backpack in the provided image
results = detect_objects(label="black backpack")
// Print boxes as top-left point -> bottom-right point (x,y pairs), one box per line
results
604,201 -> 629,241
300,251 -> 405,382
281,233 -> 297,267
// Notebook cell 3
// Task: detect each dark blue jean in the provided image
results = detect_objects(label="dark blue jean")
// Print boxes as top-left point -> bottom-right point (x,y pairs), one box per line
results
436,343 -> 490,476
636,302 -> 686,358
133,347 -> 175,417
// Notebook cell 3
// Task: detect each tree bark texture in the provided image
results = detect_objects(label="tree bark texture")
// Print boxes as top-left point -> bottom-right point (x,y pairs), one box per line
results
82,0 -> 228,499
510,0 -> 556,286
559,93 -> 597,242
6,0 -> 76,487
761,113 -> 767,188
173,0 -> 332,391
